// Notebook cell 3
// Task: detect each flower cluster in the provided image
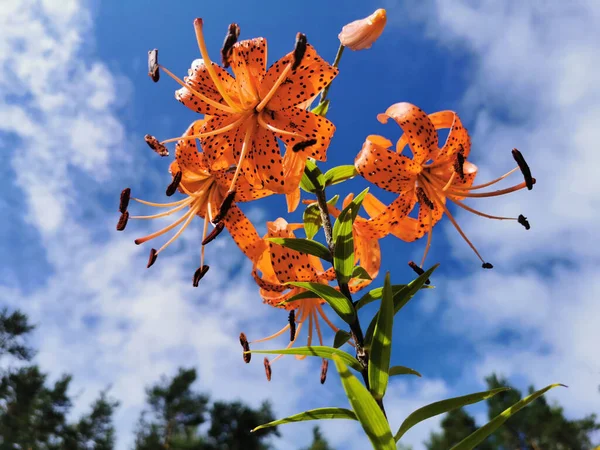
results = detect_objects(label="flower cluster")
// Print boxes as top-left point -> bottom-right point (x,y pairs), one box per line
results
118,13 -> 534,382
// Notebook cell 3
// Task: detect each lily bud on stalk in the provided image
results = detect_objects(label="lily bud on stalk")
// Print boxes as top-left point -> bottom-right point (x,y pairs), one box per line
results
338,9 -> 387,50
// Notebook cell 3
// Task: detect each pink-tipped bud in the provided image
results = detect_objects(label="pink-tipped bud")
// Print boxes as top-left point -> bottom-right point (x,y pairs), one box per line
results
338,9 -> 387,51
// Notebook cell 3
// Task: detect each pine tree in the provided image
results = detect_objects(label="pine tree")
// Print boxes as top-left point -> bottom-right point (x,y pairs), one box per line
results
301,426 -> 334,450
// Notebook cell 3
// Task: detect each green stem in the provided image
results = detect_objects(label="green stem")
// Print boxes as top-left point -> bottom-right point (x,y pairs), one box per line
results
303,164 -> 386,418
317,44 -> 345,106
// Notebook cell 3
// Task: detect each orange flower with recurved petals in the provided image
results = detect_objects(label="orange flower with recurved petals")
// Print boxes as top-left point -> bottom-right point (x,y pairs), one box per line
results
354,102 -> 534,269
151,19 -> 338,211
117,120 -> 273,284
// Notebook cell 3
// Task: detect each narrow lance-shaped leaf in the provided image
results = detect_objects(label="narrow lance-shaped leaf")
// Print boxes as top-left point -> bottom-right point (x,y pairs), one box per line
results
268,237 -> 332,262
285,282 -> 356,324
249,346 -> 362,372
394,388 -> 510,442
323,165 -> 359,187
368,272 -> 394,400
332,355 -> 396,450
333,330 -> 352,348
252,407 -> 356,432
351,266 -> 372,280
301,159 -> 324,192
389,366 -> 422,378
450,384 -> 567,450
303,195 -> 339,240
311,99 -> 330,117
364,265 -> 439,347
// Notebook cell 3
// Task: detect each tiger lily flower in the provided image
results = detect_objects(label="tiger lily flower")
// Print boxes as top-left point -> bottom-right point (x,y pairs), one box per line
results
150,19 -> 338,211
117,120 -> 272,284
354,102 -> 534,269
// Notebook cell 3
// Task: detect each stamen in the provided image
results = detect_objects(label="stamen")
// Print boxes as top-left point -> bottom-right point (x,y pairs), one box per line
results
316,304 -> 339,334
116,211 -> 129,231
256,112 -> 307,141
408,261 -> 430,285
447,167 -> 519,191
159,114 -> 249,144
518,214 -> 531,230
239,332 -> 251,363
147,49 -> 160,82
255,64 -> 292,112
154,204 -> 201,254
320,359 -> 328,385
264,357 -> 272,381
192,265 -> 210,287
288,310 -> 297,341
221,23 -> 240,68
416,187 -> 434,209
134,208 -> 194,245
444,180 -> 535,199
420,209 -> 433,268
270,322 -> 304,364
202,221 -> 225,245
200,213 -> 209,268
512,148 -> 534,190
166,171 -> 183,197
313,309 -> 324,346
307,308 -> 314,347
131,197 -> 190,208
193,18 -> 240,110
292,139 -> 318,153
147,248 -> 158,268
145,135 -> 169,157
451,198 -> 519,222
119,188 -> 131,213
130,197 -> 194,220
292,33 -> 307,71
426,185 -> 490,266
213,190 -> 236,224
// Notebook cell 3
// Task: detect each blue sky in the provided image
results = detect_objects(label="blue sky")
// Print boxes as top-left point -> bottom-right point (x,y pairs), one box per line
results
1,0 -> 599,449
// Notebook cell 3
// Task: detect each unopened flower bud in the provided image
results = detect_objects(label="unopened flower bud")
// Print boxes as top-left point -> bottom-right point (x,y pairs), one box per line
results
338,9 -> 387,51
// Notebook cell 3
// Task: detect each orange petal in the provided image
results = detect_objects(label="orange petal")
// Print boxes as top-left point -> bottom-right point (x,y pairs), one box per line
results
214,170 -> 274,202
377,103 -> 438,165
286,188 -> 301,213
200,114 -> 244,170
222,204 -> 266,262
363,193 -> 419,241
252,125 -> 287,193
445,160 -> 478,200
175,120 -> 211,175
282,150 -> 307,198
259,44 -> 339,110
262,108 -> 334,161
230,38 -> 267,104
429,110 -> 471,160
354,134 -> 419,193
354,190 -> 417,239
175,59 -> 237,116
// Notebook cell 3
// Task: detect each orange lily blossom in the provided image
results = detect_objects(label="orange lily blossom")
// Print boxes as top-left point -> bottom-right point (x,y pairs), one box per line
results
247,218 -> 370,376
117,119 -> 272,284
150,19 -> 338,212
354,102 -> 534,269
303,193 -> 382,292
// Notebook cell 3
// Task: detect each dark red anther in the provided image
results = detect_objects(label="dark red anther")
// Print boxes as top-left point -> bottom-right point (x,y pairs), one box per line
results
288,310 -> 296,342
202,222 -> 225,245
221,23 -> 240,68
192,265 -> 210,287
116,211 -> 129,231
212,190 -> 236,224
147,248 -> 158,268
320,359 -> 329,385
292,33 -> 307,71
144,134 -> 169,157
148,49 -> 160,82
454,149 -> 465,180
416,187 -> 434,210
518,214 -> 531,230
482,262 -> 494,269
263,357 -> 272,382
119,188 -> 131,213
511,148 -> 534,190
166,171 -> 183,197
239,332 -> 251,363
292,139 -> 317,153
408,261 -> 430,285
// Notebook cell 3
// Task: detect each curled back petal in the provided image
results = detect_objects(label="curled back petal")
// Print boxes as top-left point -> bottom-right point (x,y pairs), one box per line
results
230,38 -> 267,105
377,102 -> 438,165
429,110 -> 471,160
354,135 -> 419,194
260,44 -> 339,110
223,204 -> 267,262
175,59 -> 237,115
362,193 -> 419,242
354,190 -> 417,240
175,119 -> 211,176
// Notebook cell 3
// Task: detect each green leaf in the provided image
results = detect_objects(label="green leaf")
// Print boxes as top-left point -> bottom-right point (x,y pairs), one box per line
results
348,188 -> 369,222
364,264 -> 439,347
252,407 -> 356,432
368,272 -> 394,400
300,172 -> 317,193
281,290 -> 319,304
450,384 -> 566,450
332,205 -> 354,284
268,237 -> 332,262
355,285 -> 413,310
394,388 -> 510,442
333,330 -> 352,348
286,282 -> 356,324
351,266 -> 372,280
310,99 -> 330,117
249,346 -> 362,371
332,355 -> 396,450
389,366 -> 422,377
302,195 -> 339,240
323,165 -> 358,187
